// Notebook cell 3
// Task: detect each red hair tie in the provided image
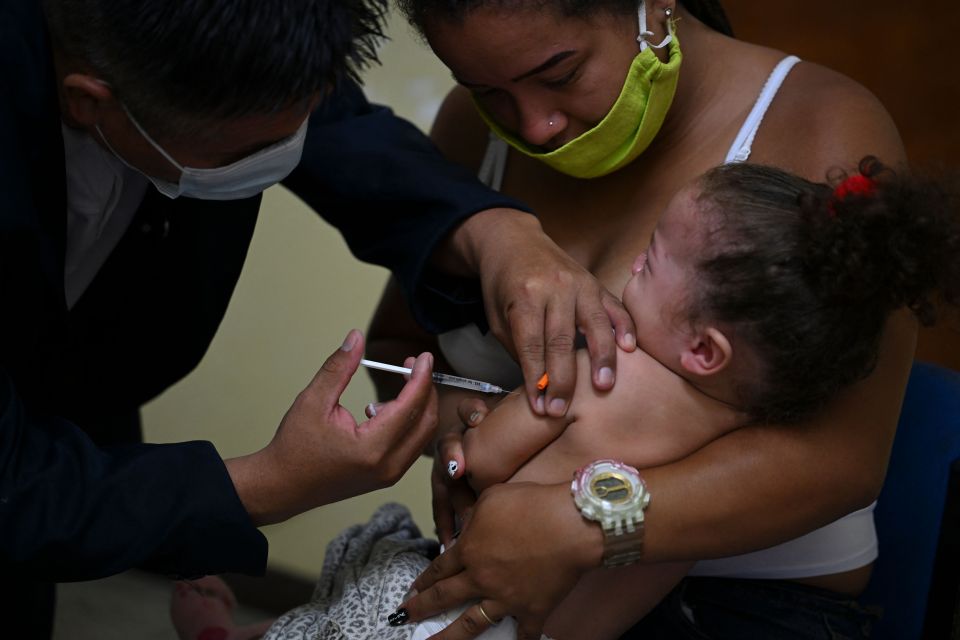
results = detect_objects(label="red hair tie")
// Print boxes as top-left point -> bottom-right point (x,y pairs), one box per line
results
829,173 -> 876,216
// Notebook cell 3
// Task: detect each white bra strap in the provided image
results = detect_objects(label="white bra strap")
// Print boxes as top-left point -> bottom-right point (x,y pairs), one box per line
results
725,55 -> 802,164
478,133 -> 509,191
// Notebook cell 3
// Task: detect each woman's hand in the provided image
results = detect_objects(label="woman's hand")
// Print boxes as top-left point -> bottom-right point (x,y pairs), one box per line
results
399,482 -> 602,640
444,209 -> 636,418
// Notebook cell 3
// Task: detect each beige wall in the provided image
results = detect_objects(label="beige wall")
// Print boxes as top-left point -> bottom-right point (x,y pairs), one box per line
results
141,12 -> 453,579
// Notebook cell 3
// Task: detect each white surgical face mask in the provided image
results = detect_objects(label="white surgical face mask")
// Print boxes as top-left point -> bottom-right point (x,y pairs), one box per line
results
97,105 -> 308,201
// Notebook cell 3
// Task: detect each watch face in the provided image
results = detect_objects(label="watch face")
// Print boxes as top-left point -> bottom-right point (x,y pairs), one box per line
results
574,460 -> 648,520
589,471 -> 636,506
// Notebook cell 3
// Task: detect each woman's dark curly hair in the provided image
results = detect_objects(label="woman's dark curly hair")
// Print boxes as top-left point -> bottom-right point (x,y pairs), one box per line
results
691,159 -> 960,424
397,0 -> 733,37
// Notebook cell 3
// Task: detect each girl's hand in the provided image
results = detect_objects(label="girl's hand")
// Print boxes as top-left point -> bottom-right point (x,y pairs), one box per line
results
431,397 -> 490,545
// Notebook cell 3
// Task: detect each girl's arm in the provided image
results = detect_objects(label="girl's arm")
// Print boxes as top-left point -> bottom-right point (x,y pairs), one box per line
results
461,388 -> 572,493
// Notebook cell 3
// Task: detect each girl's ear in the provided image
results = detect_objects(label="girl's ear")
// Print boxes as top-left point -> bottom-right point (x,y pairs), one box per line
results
61,73 -> 113,128
679,327 -> 732,377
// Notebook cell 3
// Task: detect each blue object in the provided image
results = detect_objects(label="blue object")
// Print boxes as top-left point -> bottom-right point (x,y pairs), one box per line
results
861,362 -> 960,639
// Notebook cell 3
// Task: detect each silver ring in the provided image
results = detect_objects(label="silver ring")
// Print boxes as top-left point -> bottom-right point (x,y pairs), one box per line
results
477,603 -> 499,626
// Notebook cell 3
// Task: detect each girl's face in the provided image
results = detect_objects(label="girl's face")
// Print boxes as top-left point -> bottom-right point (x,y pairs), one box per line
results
424,7 -> 639,149
621,187 -> 703,365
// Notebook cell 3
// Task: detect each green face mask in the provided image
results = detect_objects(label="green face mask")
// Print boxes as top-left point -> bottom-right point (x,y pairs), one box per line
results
475,4 -> 682,179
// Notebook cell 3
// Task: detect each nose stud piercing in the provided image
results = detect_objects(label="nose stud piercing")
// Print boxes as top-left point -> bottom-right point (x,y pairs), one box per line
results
548,120 -> 555,127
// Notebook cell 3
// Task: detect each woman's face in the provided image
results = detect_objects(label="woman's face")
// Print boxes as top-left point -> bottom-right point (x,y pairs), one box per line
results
424,6 -> 639,149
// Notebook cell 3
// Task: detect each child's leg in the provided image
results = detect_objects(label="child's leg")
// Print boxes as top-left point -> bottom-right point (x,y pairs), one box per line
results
543,561 -> 693,640
170,575 -> 276,640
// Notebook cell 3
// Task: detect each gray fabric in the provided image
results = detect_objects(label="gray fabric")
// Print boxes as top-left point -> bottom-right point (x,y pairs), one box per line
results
264,503 -> 437,640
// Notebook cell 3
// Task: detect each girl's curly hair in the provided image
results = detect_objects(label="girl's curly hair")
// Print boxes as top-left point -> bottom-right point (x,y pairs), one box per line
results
691,158 -> 960,424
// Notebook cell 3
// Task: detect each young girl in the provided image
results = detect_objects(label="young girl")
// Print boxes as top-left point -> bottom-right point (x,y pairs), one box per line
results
173,158 -> 959,640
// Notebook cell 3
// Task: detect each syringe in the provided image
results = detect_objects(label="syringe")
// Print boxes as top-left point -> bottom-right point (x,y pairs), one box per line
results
360,359 -> 505,395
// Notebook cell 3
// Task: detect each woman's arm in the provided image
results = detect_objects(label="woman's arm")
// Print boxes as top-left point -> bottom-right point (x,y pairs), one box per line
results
640,311 -> 916,559
445,309 -> 914,566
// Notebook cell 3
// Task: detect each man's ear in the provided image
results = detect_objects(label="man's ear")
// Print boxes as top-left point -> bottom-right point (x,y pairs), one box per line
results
62,73 -> 113,128
679,327 -> 732,377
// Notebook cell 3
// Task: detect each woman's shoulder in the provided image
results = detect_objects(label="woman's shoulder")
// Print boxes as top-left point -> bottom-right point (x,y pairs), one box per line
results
752,57 -> 906,177
429,85 -> 493,173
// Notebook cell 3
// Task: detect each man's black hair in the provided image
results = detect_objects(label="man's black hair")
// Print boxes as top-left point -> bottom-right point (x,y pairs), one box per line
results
43,0 -> 388,138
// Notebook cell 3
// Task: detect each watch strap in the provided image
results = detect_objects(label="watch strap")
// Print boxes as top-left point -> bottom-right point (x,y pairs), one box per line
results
601,519 -> 645,567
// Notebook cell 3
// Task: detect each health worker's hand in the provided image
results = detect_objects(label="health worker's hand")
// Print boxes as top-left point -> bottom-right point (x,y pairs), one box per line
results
398,482 -> 602,640
226,329 -> 438,526
448,209 -> 636,418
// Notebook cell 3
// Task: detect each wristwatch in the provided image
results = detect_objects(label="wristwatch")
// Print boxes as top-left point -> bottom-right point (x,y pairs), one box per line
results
571,459 -> 650,567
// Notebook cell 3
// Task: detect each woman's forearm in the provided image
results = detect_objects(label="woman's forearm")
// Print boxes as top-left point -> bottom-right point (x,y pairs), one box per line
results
636,312 -> 916,562
524,313 -> 915,565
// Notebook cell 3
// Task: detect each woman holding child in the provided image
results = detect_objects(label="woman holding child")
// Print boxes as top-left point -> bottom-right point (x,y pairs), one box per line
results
368,0 -> 916,637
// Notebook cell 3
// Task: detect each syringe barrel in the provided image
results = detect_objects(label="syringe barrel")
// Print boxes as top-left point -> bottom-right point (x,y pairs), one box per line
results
431,372 -> 503,394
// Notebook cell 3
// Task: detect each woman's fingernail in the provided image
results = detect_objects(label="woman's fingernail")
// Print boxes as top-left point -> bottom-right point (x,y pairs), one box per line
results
549,398 -> 567,415
624,333 -> 636,349
535,396 -> 545,414
388,608 -> 410,626
366,402 -> 378,417
447,460 -> 459,477
598,367 -> 615,387
468,411 -> 482,425
340,330 -> 358,352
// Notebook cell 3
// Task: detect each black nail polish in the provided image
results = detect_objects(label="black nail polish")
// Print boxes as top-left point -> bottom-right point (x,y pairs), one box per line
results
388,608 -> 409,626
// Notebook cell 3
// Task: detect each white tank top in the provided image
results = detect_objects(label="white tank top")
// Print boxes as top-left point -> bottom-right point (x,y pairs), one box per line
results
439,55 -> 878,579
